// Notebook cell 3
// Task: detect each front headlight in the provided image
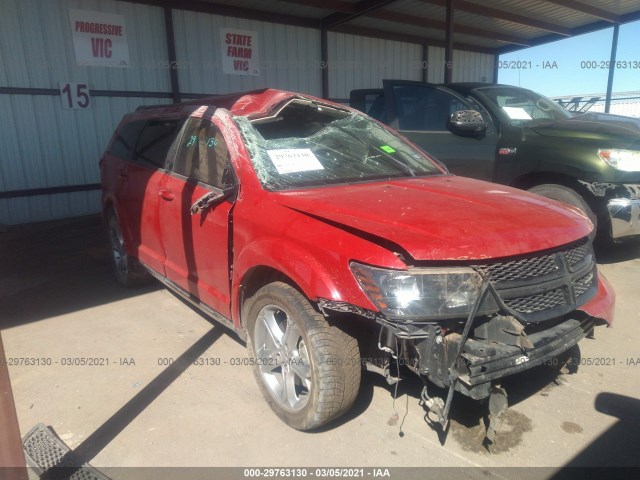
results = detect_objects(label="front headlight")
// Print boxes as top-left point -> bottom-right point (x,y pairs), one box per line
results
350,263 -> 498,320
598,149 -> 640,172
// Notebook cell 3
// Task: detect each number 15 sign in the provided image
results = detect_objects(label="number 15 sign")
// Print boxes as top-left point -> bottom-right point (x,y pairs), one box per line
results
60,82 -> 91,109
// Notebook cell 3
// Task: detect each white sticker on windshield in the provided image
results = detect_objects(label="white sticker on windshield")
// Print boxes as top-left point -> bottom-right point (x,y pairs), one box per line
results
502,106 -> 532,120
266,149 -> 324,174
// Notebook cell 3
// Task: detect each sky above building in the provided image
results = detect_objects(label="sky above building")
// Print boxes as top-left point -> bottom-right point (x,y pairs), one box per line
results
498,19 -> 640,98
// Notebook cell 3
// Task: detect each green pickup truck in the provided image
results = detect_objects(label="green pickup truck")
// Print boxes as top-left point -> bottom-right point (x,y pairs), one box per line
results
351,80 -> 640,243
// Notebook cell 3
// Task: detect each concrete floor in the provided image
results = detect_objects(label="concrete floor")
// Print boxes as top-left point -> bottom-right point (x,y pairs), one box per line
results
2,215 -> 639,476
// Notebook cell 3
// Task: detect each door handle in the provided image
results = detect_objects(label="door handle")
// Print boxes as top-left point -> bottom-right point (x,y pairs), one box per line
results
159,190 -> 175,201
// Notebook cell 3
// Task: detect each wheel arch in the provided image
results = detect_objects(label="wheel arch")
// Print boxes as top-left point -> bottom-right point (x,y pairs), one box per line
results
232,241 -> 344,329
238,265 -> 302,328
510,172 -> 599,212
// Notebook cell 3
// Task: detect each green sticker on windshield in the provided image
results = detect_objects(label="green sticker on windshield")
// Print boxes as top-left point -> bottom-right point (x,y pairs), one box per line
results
380,145 -> 396,154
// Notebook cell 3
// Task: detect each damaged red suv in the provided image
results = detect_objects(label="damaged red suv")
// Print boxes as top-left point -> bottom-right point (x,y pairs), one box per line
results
100,89 -> 614,438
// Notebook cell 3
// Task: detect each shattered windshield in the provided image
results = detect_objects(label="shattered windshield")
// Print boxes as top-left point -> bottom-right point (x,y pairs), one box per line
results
235,99 -> 442,190
476,86 -> 571,125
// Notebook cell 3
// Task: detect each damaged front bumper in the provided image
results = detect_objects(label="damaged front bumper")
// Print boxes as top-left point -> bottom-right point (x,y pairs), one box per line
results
607,197 -> 640,239
579,181 -> 640,240
320,271 -> 615,403
447,315 -> 595,399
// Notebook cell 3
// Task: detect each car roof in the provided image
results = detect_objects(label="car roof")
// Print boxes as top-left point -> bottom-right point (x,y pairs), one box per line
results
130,88 -> 324,121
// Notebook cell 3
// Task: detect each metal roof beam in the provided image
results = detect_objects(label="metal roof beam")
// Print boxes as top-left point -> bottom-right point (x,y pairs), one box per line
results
322,0 -> 400,30
129,0 -> 320,28
542,0 -> 621,23
332,25 -> 496,54
418,0 -> 572,36
284,0 -> 355,13
367,10 -> 532,46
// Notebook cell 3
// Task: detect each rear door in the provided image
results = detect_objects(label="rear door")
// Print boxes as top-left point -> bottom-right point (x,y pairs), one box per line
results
110,117 -> 184,275
382,80 -> 497,180
158,109 -> 237,317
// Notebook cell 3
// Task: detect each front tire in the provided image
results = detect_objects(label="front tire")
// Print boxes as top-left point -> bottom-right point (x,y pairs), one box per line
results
245,282 -> 361,430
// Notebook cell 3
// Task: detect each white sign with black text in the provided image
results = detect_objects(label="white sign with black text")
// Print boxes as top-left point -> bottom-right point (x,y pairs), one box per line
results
59,82 -> 91,110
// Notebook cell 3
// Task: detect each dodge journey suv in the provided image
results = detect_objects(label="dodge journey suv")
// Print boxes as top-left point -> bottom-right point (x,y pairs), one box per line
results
100,89 -> 614,440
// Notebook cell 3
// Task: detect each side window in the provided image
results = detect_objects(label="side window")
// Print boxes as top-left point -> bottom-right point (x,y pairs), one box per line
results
365,93 -> 386,122
393,86 -> 471,131
173,117 -> 234,189
134,119 -> 184,168
109,120 -> 146,160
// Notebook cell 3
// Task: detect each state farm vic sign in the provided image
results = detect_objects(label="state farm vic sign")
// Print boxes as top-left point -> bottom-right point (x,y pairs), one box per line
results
69,9 -> 130,67
220,28 -> 260,76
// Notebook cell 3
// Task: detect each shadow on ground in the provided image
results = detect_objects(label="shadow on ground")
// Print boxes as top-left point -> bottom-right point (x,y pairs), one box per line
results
0,215 -> 160,329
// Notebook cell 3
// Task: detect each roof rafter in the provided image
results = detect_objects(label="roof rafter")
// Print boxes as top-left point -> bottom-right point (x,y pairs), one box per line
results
418,0 -> 572,36
542,0 -> 621,23
367,10 -> 532,46
321,0 -> 400,30
331,24 -> 495,54
282,0 -> 355,13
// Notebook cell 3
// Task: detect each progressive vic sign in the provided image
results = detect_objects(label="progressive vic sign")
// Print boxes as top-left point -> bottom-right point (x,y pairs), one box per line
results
69,9 -> 130,67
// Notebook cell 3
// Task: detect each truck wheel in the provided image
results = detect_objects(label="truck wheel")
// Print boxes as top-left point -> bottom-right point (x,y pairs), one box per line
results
107,210 -> 150,287
245,282 -> 361,431
528,184 -> 597,240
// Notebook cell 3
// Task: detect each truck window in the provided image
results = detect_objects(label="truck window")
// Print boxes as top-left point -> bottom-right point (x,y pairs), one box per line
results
392,85 -> 469,131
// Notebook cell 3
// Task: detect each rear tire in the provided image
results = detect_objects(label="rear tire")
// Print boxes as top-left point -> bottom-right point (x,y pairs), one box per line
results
107,210 -> 151,287
528,184 -> 597,240
245,282 -> 361,430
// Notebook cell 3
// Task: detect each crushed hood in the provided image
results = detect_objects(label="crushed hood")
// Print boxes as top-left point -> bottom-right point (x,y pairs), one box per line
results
274,176 -> 592,261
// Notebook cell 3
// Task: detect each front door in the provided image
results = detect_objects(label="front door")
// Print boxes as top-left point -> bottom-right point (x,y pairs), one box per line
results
158,108 -> 237,317
383,80 -> 497,180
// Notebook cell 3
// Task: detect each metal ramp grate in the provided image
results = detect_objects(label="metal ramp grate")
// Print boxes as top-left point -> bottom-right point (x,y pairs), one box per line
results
22,423 -> 110,480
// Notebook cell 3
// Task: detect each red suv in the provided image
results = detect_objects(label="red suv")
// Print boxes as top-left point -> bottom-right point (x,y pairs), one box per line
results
100,89 -> 614,438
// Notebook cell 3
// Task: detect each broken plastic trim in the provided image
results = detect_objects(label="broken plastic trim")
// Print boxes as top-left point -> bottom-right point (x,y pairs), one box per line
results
317,298 -> 379,321
318,298 -> 443,340
437,275 -> 491,430
250,97 -> 350,124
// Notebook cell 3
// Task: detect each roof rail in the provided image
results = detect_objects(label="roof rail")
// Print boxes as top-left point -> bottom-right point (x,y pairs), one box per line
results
135,103 -> 175,111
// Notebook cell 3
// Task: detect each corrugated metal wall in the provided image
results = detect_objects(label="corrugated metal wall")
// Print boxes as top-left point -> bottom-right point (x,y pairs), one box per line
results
427,47 -> 494,83
0,95 -> 163,224
327,33 -> 423,100
172,10 -> 321,97
1,0 -> 496,225
427,46 -> 446,83
452,50 -> 494,82
0,0 -> 170,91
0,0 -> 170,225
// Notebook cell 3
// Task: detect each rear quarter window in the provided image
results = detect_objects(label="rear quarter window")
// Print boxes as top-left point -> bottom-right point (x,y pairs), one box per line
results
108,120 -> 146,160
134,118 -> 185,168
